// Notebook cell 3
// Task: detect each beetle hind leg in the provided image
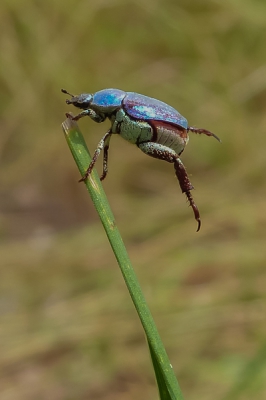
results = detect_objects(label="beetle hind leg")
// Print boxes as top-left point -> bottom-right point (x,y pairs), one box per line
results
174,158 -> 201,232
138,142 -> 201,231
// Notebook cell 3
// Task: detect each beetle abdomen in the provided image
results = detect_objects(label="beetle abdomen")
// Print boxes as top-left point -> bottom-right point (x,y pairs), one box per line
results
150,121 -> 189,155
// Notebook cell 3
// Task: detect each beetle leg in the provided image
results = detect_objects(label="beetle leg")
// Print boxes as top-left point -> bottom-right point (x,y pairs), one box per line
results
138,142 -> 177,162
138,142 -> 201,231
70,109 -> 92,121
71,109 -> 106,123
174,158 -> 201,232
79,130 -> 112,182
188,127 -> 221,142
100,134 -> 111,181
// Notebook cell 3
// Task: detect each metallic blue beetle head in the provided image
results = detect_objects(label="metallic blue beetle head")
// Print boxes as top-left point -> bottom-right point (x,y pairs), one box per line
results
62,89 -> 93,110
62,88 -> 126,113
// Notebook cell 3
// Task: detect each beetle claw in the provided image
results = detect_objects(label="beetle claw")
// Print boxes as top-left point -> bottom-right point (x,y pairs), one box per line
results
196,219 -> 201,232
78,175 -> 88,183
186,190 -> 201,232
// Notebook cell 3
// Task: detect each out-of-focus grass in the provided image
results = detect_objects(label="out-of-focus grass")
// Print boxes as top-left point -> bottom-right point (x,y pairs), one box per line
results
0,0 -> 266,399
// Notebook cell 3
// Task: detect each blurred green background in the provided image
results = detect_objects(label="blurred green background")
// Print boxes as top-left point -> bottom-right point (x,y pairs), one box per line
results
1,0 -> 266,399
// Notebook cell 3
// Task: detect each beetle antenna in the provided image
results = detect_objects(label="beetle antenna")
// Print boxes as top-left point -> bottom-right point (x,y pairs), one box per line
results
188,127 -> 221,143
61,88 -> 74,97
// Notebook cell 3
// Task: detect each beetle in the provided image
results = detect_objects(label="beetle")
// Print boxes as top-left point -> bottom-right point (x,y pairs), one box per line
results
62,88 -> 220,231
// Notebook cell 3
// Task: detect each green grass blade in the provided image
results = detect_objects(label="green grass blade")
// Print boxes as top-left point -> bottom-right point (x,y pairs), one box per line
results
148,340 -> 176,400
61,116 -> 184,400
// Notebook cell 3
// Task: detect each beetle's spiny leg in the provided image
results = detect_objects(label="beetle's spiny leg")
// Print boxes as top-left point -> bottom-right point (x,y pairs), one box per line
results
79,130 -> 112,182
174,158 -> 201,232
188,127 -> 221,143
136,142 -> 200,230
65,112 -> 73,119
185,190 -> 201,232
173,158 -> 194,192
67,109 -> 105,123
100,134 -> 111,181
65,110 -> 91,121
71,110 -> 92,121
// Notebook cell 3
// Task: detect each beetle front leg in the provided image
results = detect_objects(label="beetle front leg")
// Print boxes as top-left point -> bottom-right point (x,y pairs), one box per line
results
69,109 -> 106,123
79,129 -> 112,182
138,142 -> 201,231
